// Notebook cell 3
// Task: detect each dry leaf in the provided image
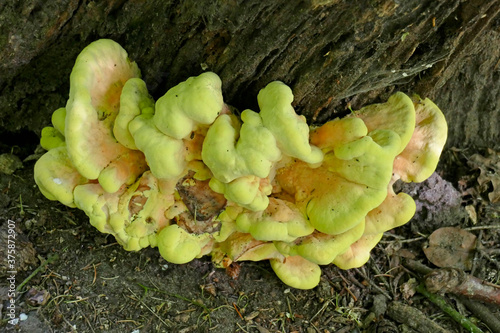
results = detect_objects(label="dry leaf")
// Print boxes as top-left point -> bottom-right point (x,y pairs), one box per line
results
423,227 -> 476,270
469,149 -> 500,203
400,278 -> 418,300
465,205 -> 477,224
225,262 -> 242,280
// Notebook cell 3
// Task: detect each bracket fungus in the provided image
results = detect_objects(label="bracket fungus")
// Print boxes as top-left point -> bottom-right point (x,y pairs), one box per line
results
35,39 -> 448,290
64,39 -> 145,185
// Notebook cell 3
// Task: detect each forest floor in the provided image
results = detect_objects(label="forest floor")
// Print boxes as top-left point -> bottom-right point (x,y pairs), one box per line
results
0,146 -> 499,333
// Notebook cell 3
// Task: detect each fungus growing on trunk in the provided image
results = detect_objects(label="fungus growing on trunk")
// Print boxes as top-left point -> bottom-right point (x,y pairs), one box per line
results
34,39 -> 448,290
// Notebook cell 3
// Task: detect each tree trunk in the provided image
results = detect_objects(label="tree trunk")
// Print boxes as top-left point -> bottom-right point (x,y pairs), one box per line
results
0,0 -> 499,153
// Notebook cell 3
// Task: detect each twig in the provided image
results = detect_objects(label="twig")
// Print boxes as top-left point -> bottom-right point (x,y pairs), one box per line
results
81,313 -> 96,333
459,297 -> 500,333
16,254 -> 59,292
309,298 -> 332,322
137,283 -> 211,313
424,268 -> 500,306
286,296 -> 295,320
416,283 -> 484,333
338,272 -> 358,301
354,268 -> 392,300
464,225 -> 500,231
344,271 -> 365,290
127,287 -> 171,328
403,259 -> 433,275
233,302 -> 244,320
236,322 -> 249,333
405,261 -> 498,332
386,301 -> 450,333
18,194 -> 24,215
367,262 -> 393,296
380,235 -> 425,243
92,263 -> 97,285
471,230 -> 484,275
475,236 -> 500,272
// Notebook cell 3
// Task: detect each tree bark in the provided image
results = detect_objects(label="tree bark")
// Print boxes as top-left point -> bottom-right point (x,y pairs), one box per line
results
0,0 -> 498,152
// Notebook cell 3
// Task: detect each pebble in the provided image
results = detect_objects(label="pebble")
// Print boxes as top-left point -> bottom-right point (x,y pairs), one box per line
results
0,153 -> 23,175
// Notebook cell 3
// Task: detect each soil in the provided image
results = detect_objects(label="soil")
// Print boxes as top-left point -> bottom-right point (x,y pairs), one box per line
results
0,145 -> 499,333
0,1 -> 499,332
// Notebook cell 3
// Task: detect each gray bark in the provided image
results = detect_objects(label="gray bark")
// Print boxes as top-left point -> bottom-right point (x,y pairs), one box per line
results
0,0 -> 498,151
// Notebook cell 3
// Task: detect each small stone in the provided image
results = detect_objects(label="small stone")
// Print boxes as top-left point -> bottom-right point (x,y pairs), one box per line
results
0,153 -> 23,175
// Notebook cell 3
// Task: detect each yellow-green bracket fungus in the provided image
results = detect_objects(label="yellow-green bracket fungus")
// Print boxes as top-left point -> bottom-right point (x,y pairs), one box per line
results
34,39 -> 448,290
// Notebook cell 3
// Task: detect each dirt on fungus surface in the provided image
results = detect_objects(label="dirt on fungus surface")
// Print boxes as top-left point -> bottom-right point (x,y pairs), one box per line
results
0,148 -> 499,333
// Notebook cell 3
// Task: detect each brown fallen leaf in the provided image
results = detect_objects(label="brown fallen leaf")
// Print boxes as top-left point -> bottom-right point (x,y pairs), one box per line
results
469,148 -> 500,203
25,287 -> 51,307
176,170 -> 227,222
423,227 -> 476,270
225,262 -> 241,280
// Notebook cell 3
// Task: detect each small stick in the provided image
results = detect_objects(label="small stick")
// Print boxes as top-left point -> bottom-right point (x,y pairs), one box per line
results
459,297 -> 500,333
92,263 -> 98,285
16,254 -> 59,292
233,302 -> 244,320
354,268 -> 392,300
338,272 -> 358,301
386,301 -> 450,333
403,259 -> 433,275
127,287 -> 171,328
424,268 -> 500,306
416,283 -> 484,333
470,230 -> 483,276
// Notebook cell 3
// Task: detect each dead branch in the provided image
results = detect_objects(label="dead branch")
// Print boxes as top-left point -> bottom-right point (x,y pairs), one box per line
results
386,301 -> 450,333
459,297 -> 500,333
416,283 -> 484,333
424,268 -> 500,307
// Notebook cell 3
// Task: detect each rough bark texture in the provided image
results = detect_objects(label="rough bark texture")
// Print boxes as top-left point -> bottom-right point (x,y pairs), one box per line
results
0,0 -> 499,154
387,301 -> 451,333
